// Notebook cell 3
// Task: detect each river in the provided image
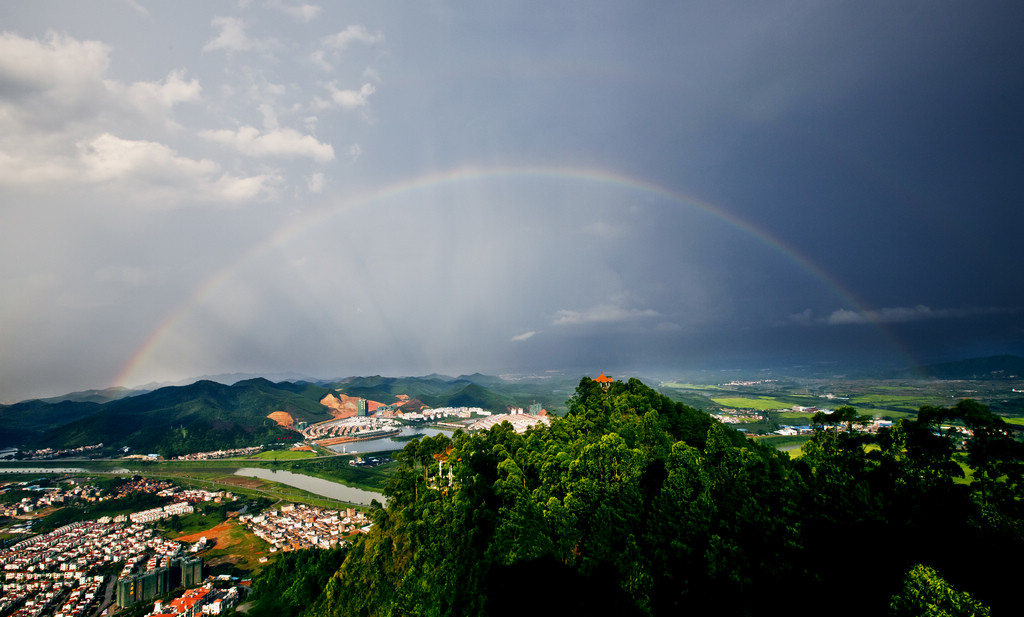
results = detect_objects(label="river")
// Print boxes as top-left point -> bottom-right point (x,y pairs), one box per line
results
326,426 -> 453,455
233,467 -> 385,507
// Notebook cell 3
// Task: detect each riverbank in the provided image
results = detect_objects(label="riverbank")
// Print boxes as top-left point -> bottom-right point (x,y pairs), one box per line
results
0,459 -> 386,509
314,428 -> 401,447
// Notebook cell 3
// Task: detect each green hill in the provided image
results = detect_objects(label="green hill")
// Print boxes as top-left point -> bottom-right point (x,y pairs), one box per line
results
22,378 -> 333,456
424,382 -> 513,410
332,375 -> 459,402
298,377 -> 1022,617
0,399 -> 102,447
3,374 -> 566,455
2,373 -> 584,456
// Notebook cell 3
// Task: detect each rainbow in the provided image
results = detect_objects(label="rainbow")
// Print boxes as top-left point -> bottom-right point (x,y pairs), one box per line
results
111,164 -> 912,388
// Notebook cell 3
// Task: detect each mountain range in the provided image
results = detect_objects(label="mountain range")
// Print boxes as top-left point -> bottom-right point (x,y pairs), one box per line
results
0,373 -> 577,455
3,357 -> 1021,456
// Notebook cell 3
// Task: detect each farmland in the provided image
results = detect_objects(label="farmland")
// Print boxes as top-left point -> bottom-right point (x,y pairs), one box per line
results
659,374 -> 1024,428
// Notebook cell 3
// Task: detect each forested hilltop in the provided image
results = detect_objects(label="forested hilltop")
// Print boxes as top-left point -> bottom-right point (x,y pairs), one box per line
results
287,377 -> 1021,616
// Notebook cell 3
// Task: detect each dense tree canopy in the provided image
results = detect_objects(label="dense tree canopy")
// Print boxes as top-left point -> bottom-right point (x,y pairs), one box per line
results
270,377 -> 1023,617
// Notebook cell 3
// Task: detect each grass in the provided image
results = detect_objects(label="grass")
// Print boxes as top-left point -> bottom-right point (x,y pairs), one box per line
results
196,518 -> 274,577
848,394 -> 943,411
241,449 -> 319,461
711,397 -> 789,411
286,455 -> 401,492
165,505 -> 232,535
661,382 -> 722,391
103,466 -> 378,510
756,434 -> 812,452
859,408 -> 918,420
777,412 -> 814,424
0,457 -> 390,508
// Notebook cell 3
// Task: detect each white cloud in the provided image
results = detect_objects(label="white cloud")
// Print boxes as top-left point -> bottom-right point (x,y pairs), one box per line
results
309,25 -> 385,72
309,49 -> 331,71
324,25 -> 384,50
307,172 -> 325,193
0,33 -> 198,131
212,172 -> 278,201
327,82 -> 376,109
107,69 -> 201,125
789,308 -> 814,325
348,143 -> 363,161
829,305 -> 941,325
266,1 -> 322,23
0,31 -> 322,204
203,16 -> 276,53
807,305 -> 1019,326
200,126 -> 335,162
121,0 -> 150,16
553,303 -> 659,326
77,133 -> 276,203
80,133 -> 218,182
511,331 -> 537,342
0,31 -> 110,109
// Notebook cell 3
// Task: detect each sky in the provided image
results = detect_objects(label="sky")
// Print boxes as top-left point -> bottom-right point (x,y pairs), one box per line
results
2,1 -> 1023,402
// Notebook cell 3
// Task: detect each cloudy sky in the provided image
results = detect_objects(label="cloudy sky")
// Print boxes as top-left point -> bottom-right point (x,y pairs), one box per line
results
2,2 -> 1023,401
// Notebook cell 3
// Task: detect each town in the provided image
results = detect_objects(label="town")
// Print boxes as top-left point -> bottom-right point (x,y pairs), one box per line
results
240,503 -> 370,552
0,472 -> 372,617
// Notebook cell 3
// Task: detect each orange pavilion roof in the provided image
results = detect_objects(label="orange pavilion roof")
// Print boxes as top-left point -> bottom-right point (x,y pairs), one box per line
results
594,373 -> 613,383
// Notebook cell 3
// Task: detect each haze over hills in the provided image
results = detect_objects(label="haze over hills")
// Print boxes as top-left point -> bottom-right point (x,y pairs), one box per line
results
903,355 -> 1024,380
0,378 -> 334,454
0,373 -> 578,455
2,356 -> 1023,457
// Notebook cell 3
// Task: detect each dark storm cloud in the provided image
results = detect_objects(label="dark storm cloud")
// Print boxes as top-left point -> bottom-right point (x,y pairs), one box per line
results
1,2 -> 1022,402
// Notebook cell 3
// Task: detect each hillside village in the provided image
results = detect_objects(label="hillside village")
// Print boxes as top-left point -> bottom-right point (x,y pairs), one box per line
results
240,504 -> 370,552
0,469 -> 382,617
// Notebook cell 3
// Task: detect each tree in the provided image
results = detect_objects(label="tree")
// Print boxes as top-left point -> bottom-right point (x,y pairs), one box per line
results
890,564 -> 990,617
914,400 -> 1024,511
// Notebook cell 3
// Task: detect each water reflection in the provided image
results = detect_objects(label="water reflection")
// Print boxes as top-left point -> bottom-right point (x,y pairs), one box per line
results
326,426 -> 454,455
234,467 -> 384,506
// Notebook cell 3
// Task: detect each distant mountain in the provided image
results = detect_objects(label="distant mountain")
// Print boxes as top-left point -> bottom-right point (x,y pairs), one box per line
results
0,373 -> 577,454
454,373 -> 509,387
425,382 -> 514,410
5,378 -> 335,455
0,399 -> 102,447
332,375 -> 463,402
330,374 -> 572,413
191,371 -> 326,386
129,371 -> 327,391
907,355 -> 1024,380
40,386 -> 149,404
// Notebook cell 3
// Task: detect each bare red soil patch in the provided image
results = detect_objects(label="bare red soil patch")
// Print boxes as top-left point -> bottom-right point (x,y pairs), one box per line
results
266,411 -> 295,428
177,520 -> 238,547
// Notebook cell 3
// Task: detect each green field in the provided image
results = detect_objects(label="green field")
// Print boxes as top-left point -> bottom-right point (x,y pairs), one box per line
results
241,449 -> 319,461
777,412 -> 814,423
286,455 -> 400,492
196,518 -> 274,576
854,407 -> 918,420
711,397 -> 788,411
661,382 -> 722,391
848,394 -> 944,411
755,434 -> 812,453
